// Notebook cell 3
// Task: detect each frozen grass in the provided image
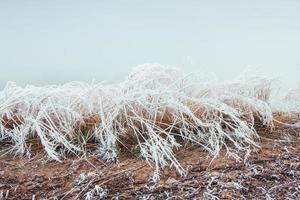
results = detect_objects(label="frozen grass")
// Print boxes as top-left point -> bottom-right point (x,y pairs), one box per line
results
0,64 -> 274,177
274,87 -> 300,114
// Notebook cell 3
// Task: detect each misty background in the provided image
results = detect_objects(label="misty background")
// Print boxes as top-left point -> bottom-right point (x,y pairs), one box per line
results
0,1 -> 300,89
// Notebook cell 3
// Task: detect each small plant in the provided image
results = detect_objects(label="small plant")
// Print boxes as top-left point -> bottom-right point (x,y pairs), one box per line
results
84,185 -> 107,200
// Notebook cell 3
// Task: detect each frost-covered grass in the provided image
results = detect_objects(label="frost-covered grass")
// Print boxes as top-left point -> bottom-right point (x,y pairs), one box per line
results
0,64 -> 275,177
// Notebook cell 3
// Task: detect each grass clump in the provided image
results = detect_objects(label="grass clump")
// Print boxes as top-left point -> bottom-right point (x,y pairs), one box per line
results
0,64 -> 274,177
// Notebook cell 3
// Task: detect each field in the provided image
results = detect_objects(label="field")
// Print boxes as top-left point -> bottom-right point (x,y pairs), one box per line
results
0,65 -> 299,199
0,127 -> 299,199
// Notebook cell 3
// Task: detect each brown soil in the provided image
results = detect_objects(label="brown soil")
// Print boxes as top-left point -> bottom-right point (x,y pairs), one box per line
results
0,128 -> 299,199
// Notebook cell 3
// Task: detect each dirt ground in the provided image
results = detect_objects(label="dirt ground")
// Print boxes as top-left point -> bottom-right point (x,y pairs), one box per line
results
0,128 -> 299,199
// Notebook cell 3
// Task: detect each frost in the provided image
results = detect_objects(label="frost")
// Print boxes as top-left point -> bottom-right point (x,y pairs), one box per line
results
0,64 -> 275,177
84,185 -> 107,200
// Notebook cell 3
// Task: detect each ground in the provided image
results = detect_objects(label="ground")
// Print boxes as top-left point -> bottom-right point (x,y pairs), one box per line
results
0,127 -> 299,199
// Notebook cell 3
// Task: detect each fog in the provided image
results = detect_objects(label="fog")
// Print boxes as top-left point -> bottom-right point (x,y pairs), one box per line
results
0,0 -> 300,89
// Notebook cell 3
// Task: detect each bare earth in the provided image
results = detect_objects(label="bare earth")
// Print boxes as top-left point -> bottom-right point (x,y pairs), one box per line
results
0,129 -> 299,200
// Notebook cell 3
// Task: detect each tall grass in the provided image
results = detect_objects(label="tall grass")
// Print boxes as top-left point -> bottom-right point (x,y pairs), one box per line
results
0,64 -> 274,177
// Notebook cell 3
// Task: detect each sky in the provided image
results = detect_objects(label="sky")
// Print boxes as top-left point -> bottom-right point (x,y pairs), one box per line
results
0,0 -> 300,89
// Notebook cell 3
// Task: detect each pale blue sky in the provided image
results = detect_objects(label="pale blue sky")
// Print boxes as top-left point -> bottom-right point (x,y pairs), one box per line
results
1,0 -> 300,88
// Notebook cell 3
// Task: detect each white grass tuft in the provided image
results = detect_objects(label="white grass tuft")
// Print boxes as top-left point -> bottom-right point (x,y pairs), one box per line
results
0,64 -> 274,176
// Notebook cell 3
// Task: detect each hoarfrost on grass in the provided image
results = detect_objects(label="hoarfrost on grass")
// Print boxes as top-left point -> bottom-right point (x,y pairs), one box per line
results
0,64 -> 275,176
